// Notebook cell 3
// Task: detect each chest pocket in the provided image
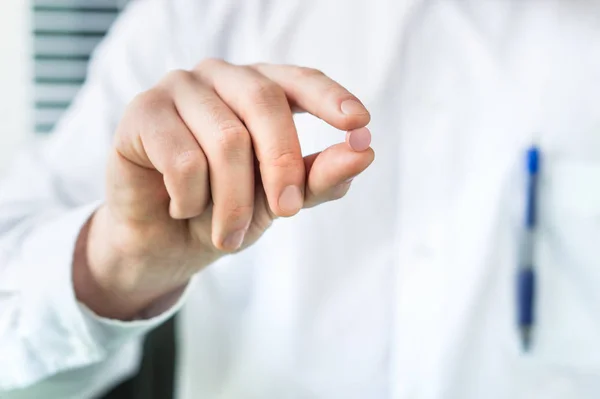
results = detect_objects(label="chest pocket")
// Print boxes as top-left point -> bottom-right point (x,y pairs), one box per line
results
534,157 -> 600,369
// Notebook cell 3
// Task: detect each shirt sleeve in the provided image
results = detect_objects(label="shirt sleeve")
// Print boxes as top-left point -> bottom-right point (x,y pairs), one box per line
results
0,0 -> 191,394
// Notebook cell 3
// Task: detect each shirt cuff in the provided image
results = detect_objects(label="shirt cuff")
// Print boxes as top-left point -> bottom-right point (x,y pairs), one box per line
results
77,280 -> 191,351
16,202 -> 190,380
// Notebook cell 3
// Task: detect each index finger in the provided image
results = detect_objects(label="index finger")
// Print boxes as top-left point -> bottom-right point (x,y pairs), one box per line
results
250,64 -> 371,132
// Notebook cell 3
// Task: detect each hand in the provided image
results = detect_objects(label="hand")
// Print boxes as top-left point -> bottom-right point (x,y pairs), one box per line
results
74,60 -> 374,319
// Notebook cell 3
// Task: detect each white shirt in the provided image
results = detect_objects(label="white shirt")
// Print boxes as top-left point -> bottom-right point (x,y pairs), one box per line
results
2,0 -> 600,397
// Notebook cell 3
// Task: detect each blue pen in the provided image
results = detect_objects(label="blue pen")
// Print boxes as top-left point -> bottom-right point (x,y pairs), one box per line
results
517,145 -> 540,351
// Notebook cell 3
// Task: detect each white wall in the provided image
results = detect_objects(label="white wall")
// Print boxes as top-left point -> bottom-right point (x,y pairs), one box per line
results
0,1 -> 32,173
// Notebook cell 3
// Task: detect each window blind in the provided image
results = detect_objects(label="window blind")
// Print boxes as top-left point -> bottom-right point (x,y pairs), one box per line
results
33,0 -> 128,134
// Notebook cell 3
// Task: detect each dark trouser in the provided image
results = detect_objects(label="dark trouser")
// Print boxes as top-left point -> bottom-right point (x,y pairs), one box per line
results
98,316 -> 177,399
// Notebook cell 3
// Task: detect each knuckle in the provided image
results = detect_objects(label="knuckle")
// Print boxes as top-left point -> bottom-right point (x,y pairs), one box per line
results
329,182 -> 352,201
310,189 -> 348,208
324,82 -> 348,99
329,188 -> 348,201
172,150 -> 206,177
195,57 -> 224,71
119,89 -> 172,144
268,148 -> 303,169
322,83 -> 354,107
294,66 -> 325,79
163,69 -> 193,85
225,204 -> 254,223
130,88 -> 170,114
245,78 -> 285,106
249,62 -> 268,71
215,119 -> 250,150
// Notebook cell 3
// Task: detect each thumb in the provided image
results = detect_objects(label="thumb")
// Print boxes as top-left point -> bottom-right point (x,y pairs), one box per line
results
303,129 -> 375,209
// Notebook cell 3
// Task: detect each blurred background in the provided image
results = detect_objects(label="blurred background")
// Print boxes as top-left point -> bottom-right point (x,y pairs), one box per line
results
0,0 -> 127,173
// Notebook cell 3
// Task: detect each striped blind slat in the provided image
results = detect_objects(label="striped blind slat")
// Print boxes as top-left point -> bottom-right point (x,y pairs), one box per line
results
36,59 -> 88,80
33,0 -> 127,134
34,0 -> 124,9
34,12 -> 119,35
35,83 -> 81,103
35,108 -> 66,125
35,36 -> 101,57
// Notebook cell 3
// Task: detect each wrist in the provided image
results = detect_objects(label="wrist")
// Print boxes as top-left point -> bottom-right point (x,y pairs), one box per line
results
73,206 -> 189,320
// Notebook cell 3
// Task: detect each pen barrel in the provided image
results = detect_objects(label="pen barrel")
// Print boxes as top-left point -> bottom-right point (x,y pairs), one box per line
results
517,268 -> 535,326
525,146 -> 540,229
525,175 -> 538,228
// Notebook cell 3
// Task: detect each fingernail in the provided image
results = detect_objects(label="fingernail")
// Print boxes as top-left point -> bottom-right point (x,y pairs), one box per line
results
341,99 -> 368,115
223,230 -> 246,251
278,185 -> 303,214
346,127 -> 372,152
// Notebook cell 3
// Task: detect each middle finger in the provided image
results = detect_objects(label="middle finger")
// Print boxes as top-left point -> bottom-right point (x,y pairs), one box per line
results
196,59 -> 306,218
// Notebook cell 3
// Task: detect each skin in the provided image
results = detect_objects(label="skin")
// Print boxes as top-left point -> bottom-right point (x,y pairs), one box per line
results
73,60 -> 375,320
